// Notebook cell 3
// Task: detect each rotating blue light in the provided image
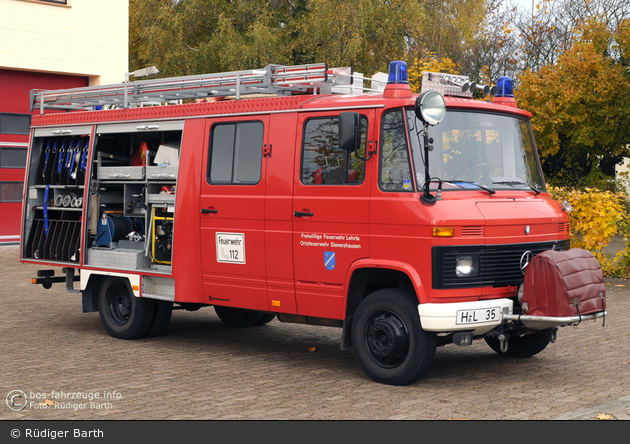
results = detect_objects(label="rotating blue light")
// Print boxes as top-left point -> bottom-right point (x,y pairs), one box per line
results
387,61 -> 409,84
495,76 -> 514,98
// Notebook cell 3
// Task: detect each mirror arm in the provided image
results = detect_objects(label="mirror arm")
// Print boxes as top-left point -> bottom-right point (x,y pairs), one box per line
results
420,124 -> 436,205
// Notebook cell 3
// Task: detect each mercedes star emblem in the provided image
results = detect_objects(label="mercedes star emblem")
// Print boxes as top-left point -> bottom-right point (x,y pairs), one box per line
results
520,251 -> 533,274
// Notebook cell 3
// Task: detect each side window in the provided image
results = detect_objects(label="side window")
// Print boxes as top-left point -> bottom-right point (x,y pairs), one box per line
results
208,121 -> 264,184
380,110 -> 413,191
301,116 -> 367,185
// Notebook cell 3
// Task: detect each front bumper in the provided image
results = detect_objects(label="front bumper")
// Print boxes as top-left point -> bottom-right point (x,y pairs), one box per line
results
418,298 -> 608,335
418,298 -> 513,335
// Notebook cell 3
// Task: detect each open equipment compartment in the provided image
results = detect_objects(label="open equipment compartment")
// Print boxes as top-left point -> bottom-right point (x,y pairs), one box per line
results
84,121 -> 183,273
22,125 -> 93,264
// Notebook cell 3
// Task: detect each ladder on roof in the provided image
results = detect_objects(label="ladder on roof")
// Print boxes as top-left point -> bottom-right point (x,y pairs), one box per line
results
30,63 -> 361,113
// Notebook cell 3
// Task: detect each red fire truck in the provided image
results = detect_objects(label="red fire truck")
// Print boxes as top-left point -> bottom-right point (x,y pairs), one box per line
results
21,61 -> 607,385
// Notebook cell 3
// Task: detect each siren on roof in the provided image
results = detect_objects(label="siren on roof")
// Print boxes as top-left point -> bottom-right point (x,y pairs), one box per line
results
420,72 -> 498,99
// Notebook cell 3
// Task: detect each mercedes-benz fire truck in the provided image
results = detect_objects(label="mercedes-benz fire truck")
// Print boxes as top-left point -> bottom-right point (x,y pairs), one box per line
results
20,61 -> 607,385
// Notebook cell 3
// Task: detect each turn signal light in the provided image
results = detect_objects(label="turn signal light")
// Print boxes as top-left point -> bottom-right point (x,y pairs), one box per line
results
432,227 -> 454,237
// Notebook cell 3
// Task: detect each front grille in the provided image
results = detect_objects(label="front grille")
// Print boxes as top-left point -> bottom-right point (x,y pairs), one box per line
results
432,239 -> 571,289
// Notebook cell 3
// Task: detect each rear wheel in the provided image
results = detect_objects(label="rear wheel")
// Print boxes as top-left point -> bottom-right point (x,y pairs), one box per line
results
214,306 -> 264,327
484,328 -> 553,357
98,277 -> 155,339
144,300 -> 173,338
351,289 -> 436,386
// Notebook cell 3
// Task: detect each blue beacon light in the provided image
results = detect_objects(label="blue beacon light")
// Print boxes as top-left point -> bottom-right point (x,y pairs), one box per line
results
387,61 -> 409,84
495,76 -> 514,98
383,60 -> 412,98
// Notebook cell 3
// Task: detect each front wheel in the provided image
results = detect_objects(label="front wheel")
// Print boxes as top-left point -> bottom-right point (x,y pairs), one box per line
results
351,289 -> 436,386
98,277 -> 155,339
484,328 -> 553,357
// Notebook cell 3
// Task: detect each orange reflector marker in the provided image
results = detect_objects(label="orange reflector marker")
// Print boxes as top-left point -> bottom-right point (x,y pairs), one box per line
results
31,278 -> 37,284
132,285 -> 139,291
271,300 -> 281,307
432,227 -> 455,237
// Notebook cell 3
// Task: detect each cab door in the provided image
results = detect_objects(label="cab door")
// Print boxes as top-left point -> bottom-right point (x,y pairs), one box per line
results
199,116 -> 269,311
292,110 -> 373,319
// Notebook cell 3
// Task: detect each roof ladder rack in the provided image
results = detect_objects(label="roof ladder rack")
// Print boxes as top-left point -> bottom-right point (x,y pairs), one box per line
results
31,63 -> 359,113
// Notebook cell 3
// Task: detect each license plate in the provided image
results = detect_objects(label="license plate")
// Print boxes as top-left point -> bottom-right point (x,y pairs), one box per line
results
456,307 -> 500,325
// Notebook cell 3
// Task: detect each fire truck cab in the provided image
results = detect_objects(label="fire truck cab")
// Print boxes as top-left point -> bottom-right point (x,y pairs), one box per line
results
20,61 -> 607,385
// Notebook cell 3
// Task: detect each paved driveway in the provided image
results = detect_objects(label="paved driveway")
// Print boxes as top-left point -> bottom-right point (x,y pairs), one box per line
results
1,245 -> 629,420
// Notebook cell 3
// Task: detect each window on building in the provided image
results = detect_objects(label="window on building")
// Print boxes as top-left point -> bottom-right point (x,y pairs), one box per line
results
301,116 -> 367,185
208,121 -> 264,185
0,182 -> 23,202
0,114 -> 31,135
0,147 -> 27,168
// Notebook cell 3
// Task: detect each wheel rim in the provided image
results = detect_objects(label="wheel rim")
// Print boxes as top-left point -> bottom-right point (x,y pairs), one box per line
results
364,309 -> 409,368
105,282 -> 131,326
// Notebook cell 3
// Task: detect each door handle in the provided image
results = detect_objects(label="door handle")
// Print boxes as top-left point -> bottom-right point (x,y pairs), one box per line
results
201,208 -> 218,214
294,211 -> 313,217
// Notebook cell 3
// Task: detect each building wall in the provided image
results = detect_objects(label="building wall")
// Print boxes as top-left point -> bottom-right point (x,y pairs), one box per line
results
0,0 -> 128,243
0,0 -> 129,85
0,70 -> 91,242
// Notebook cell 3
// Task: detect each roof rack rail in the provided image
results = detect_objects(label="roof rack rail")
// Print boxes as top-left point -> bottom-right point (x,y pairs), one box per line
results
30,63 -> 388,114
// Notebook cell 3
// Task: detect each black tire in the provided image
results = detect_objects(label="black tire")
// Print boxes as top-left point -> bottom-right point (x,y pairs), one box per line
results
255,313 -> 276,325
98,277 -> 155,340
214,306 -> 264,327
484,328 -> 553,358
144,300 -> 173,338
351,288 -> 437,386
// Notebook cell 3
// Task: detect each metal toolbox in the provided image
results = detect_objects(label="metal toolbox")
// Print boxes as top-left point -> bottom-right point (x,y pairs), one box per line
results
147,192 -> 176,205
146,166 -> 178,180
98,165 -> 145,181
87,247 -> 151,269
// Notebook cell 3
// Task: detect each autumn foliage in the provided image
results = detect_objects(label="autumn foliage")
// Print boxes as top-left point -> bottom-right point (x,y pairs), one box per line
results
517,19 -> 630,189
548,186 -> 630,277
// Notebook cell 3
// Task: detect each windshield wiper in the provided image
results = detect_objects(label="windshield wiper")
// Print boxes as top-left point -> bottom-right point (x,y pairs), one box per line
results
442,180 -> 495,195
493,181 -> 541,194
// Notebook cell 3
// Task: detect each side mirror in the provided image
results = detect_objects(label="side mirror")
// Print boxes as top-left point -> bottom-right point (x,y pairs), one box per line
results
415,90 -> 446,126
339,112 -> 361,152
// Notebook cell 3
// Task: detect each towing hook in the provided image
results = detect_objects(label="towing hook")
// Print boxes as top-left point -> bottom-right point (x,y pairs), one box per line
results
498,333 -> 509,354
551,326 -> 558,343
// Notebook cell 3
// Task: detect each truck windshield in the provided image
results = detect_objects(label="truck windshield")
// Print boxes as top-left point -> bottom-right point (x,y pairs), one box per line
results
405,109 -> 545,193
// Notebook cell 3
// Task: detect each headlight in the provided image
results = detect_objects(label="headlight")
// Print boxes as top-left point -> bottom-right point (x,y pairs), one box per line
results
456,256 -> 479,277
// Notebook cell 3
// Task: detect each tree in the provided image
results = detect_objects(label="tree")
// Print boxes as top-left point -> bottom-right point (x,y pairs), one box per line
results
517,18 -> 630,188
129,0 -> 197,77
129,0 -> 491,79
